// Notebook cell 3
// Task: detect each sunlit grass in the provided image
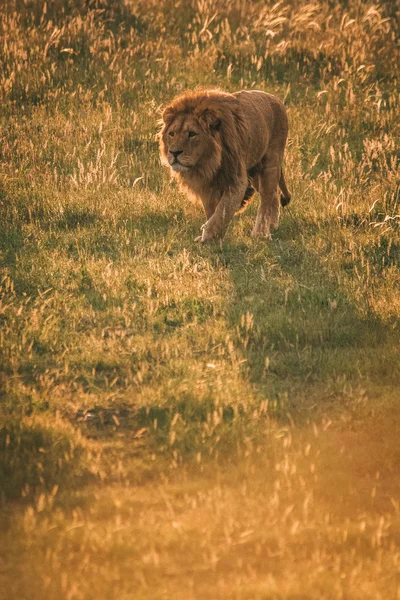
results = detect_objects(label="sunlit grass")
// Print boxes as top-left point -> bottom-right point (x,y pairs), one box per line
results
0,0 -> 399,598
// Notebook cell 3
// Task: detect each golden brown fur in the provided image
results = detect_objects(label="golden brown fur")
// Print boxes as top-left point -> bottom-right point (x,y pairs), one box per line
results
160,89 -> 291,242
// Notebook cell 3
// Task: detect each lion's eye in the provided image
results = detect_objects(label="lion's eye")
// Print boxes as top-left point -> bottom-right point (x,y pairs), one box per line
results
169,131 -> 175,137
188,131 -> 197,138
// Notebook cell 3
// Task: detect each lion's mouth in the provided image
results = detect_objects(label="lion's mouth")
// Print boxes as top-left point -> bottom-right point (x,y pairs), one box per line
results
170,160 -> 191,172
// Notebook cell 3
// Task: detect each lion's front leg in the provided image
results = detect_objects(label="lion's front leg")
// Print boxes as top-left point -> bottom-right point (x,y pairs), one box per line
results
197,182 -> 247,243
201,190 -> 222,221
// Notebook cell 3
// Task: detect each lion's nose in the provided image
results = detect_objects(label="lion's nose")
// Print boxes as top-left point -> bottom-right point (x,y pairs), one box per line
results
170,150 -> 183,159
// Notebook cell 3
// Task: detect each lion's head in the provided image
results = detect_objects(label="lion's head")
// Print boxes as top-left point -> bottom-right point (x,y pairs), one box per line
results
161,111 -> 216,174
160,90 -> 242,182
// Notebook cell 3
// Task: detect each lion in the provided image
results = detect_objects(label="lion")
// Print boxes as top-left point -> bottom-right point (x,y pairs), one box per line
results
159,88 -> 291,242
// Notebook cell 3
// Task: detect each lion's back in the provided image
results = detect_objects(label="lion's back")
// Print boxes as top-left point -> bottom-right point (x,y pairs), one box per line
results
233,90 -> 288,166
235,90 -> 287,128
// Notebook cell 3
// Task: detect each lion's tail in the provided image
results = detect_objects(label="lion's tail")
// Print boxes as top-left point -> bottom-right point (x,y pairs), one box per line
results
236,185 -> 256,214
279,169 -> 291,207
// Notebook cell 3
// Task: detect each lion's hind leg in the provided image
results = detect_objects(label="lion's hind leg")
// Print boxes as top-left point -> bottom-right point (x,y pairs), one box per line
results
251,157 -> 281,238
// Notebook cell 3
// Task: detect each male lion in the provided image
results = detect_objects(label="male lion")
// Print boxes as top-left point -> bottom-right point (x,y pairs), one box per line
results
160,88 -> 291,242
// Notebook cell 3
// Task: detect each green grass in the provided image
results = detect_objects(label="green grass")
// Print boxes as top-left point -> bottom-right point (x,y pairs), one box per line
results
0,1 -> 399,598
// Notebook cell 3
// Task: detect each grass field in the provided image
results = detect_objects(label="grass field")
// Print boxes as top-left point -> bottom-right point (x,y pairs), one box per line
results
1,1 -> 400,598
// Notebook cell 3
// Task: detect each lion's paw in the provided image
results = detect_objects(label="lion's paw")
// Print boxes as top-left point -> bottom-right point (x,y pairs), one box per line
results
195,231 -> 215,244
251,225 -> 271,239
200,229 -> 217,243
199,220 -> 225,243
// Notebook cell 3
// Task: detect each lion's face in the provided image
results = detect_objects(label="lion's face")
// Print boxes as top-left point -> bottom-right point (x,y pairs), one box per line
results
160,103 -> 223,179
161,113 -> 212,173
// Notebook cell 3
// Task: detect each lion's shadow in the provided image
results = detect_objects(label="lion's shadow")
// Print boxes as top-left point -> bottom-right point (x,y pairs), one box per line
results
221,209 -> 400,413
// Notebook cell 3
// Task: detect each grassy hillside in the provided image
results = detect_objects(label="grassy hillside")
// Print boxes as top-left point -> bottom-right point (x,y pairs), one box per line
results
1,1 -> 399,598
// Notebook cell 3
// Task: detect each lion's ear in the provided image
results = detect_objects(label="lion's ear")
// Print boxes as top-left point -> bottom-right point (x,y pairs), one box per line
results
199,109 -> 221,133
162,106 -> 175,124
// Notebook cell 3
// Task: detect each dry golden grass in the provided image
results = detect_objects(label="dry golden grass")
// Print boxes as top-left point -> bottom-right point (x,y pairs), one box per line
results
0,1 -> 399,598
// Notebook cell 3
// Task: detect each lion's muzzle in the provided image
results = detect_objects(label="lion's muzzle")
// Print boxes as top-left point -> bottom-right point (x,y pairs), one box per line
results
168,150 -> 192,172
